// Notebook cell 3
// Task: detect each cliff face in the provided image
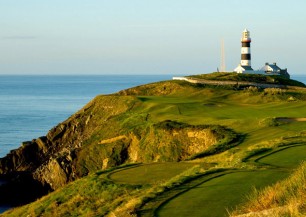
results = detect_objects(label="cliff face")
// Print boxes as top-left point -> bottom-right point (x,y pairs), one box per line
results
0,81 -> 238,192
0,94 -> 136,190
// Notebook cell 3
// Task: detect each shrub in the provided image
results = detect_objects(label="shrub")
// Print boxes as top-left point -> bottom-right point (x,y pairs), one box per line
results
244,86 -> 260,92
264,88 -> 286,95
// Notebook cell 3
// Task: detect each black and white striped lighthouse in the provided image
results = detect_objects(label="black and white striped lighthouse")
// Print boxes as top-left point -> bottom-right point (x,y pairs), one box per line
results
241,29 -> 251,67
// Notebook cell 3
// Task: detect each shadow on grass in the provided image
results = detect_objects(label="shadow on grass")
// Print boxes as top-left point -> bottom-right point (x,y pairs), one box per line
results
95,163 -> 141,176
136,168 -> 231,217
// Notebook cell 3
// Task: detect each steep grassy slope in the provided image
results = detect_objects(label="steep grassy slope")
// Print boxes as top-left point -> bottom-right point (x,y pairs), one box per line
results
1,74 -> 306,216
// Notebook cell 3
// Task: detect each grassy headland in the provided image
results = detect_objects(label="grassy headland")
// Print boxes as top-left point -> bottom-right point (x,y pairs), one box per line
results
1,73 -> 306,216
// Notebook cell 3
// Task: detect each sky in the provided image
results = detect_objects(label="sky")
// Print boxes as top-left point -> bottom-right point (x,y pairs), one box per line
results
0,0 -> 306,75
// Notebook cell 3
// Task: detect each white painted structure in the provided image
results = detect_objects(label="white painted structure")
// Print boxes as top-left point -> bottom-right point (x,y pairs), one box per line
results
261,63 -> 282,74
172,77 -> 188,81
260,62 -> 289,77
240,29 -> 252,67
234,65 -> 258,74
234,29 -> 254,73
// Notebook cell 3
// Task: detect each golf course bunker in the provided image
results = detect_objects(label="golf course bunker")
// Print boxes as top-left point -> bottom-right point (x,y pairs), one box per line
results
276,117 -> 306,123
257,145 -> 306,168
156,170 -> 289,217
109,162 -> 206,185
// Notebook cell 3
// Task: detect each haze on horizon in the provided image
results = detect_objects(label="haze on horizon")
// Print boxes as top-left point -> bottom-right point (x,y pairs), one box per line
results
0,0 -> 305,75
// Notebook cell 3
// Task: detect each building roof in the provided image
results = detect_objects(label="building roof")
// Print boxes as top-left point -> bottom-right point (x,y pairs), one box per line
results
241,66 -> 253,70
260,63 -> 281,72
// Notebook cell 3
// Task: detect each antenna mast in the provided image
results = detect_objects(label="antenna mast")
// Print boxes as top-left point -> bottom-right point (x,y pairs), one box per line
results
220,39 -> 226,72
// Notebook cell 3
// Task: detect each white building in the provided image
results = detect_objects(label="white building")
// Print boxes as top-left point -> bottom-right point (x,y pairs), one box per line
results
234,65 -> 258,74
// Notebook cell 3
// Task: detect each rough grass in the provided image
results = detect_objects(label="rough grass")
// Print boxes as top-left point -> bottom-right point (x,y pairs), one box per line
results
2,175 -> 141,217
231,162 -> 306,217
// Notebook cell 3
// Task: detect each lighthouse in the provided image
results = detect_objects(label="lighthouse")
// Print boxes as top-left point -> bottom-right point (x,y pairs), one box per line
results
234,29 -> 254,73
241,29 -> 252,67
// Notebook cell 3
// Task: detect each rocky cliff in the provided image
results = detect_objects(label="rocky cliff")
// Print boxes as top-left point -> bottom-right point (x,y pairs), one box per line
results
0,95 -> 136,189
0,81 -> 239,201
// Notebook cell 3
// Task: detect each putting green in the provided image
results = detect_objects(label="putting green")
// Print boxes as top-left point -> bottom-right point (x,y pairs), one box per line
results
109,162 -> 206,185
156,170 -> 289,217
257,145 -> 306,168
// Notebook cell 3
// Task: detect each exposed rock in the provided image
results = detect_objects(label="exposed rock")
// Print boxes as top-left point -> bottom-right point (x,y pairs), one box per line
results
33,158 -> 69,190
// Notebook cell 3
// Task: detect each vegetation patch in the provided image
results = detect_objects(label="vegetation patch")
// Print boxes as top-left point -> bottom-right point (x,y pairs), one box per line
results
259,117 -> 282,127
73,120 -> 239,175
141,120 -> 240,162
232,162 -> 306,217
2,174 -> 142,217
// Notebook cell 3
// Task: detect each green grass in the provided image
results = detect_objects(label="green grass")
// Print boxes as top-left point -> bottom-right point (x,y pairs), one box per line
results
137,91 -> 306,129
257,145 -> 306,168
108,162 -> 208,185
156,170 -> 289,217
